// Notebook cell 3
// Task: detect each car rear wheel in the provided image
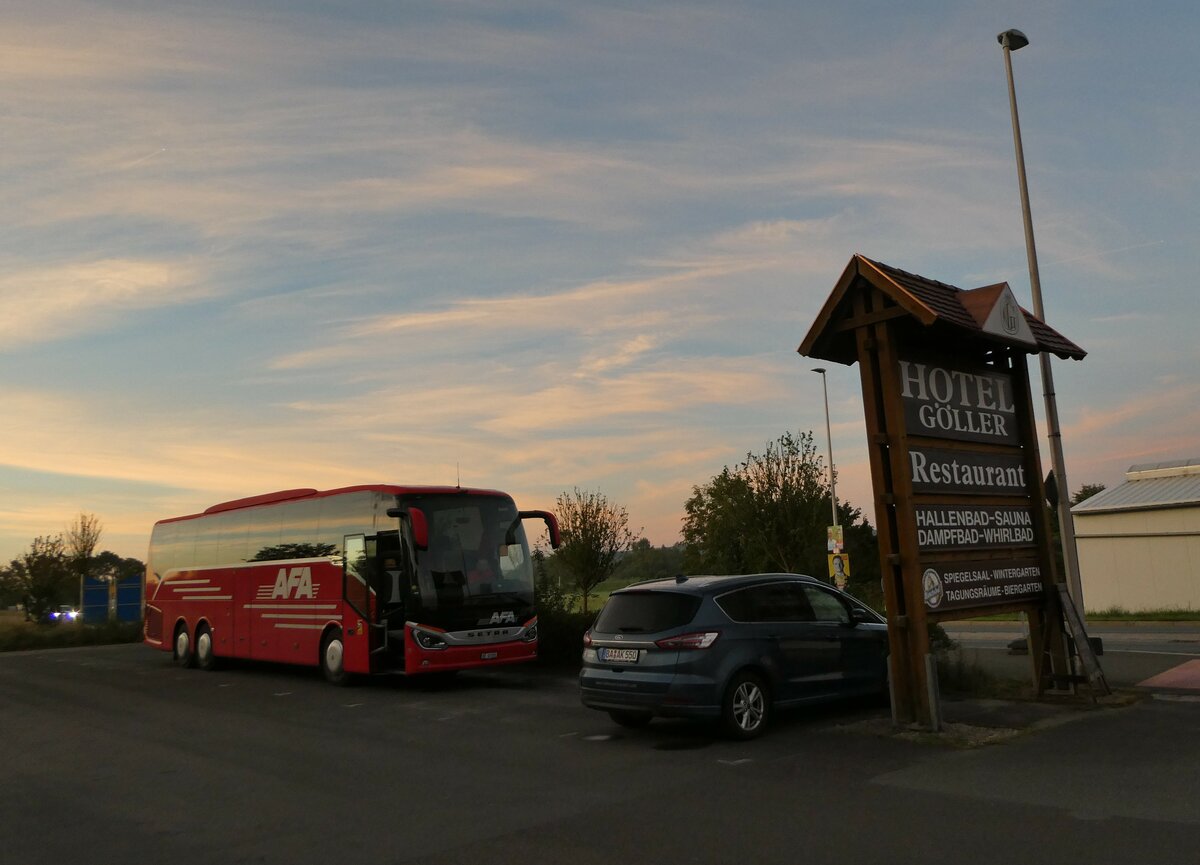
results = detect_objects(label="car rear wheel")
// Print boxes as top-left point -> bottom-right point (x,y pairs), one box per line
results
608,710 -> 653,729
722,671 -> 770,739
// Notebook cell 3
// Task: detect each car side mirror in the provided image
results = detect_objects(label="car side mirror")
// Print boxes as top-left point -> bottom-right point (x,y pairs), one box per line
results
848,607 -> 869,626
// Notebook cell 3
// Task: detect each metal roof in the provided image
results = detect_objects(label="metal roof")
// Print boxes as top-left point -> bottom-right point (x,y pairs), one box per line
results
1072,459 -> 1200,514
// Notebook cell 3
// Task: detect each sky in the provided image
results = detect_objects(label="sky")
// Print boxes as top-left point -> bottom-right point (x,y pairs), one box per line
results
2,0 -> 1198,563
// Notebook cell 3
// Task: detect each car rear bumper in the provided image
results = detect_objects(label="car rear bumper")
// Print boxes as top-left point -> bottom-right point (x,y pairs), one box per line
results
579,667 -> 722,719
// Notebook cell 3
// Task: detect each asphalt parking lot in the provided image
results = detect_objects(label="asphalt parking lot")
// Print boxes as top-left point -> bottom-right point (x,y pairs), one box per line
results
2,643 -> 1199,865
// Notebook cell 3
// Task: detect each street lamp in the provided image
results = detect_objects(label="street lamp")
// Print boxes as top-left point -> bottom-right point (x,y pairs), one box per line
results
812,368 -> 839,530
998,28 -> 1086,612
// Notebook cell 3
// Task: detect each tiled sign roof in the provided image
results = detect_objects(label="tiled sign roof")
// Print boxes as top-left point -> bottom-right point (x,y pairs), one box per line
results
799,254 -> 1086,364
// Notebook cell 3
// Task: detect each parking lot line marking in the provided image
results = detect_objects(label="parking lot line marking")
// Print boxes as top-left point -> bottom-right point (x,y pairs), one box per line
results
558,732 -> 579,738
583,734 -> 613,741
273,691 -> 293,697
343,703 -> 364,708
718,759 -> 753,766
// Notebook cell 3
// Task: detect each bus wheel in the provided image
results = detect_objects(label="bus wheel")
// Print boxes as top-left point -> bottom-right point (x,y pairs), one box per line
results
173,623 -> 194,668
195,624 -> 217,671
320,627 -> 348,686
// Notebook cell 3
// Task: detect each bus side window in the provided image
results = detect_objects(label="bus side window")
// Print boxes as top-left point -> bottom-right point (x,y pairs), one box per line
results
245,505 -> 284,562
215,509 -> 250,565
318,492 -> 376,558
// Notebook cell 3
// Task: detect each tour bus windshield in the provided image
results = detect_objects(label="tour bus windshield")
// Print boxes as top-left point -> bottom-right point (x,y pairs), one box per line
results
404,493 -> 535,615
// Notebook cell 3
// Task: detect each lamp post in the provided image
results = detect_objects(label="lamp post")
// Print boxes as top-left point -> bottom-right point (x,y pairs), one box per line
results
998,28 -> 1086,613
812,368 -> 839,530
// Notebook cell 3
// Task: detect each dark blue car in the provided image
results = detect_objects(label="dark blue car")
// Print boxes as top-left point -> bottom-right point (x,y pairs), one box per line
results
579,573 -> 889,738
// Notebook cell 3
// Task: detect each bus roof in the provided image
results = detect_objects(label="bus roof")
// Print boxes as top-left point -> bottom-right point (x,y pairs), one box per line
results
155,485 -> 512,525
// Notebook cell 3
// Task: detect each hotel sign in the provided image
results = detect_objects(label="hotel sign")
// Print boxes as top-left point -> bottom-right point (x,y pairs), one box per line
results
798,255 -> 1086,723
899,360 -> 1018,445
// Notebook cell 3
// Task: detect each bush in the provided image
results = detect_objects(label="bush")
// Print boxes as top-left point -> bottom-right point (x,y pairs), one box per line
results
936,648 -> 1026,699
535,606 -> 594,669
0,619 -> 143,653
533,549 -> 594,668
928,622 -> 957,654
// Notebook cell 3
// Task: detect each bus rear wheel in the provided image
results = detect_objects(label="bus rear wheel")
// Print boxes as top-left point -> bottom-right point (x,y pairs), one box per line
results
320,627 -> 348,686
173,623 -> 194,668
195,624 -> 217,671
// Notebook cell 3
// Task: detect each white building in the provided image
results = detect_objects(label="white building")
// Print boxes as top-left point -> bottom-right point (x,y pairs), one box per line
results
1072,459 -> 1200,612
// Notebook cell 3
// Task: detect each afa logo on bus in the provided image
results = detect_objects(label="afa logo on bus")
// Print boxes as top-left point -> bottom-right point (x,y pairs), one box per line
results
267,567 -> 316,600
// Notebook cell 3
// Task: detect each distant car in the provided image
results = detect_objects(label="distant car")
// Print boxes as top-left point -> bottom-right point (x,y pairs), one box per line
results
579,573 -> 889,739
47,605 -> 81,623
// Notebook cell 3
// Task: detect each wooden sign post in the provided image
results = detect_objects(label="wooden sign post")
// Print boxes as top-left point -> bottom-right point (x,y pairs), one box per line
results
800,255 -> 1087,727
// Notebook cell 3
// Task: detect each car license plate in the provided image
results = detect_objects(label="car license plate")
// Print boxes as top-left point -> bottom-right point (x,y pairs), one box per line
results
480,651 -> 498,660
600,647 -> 639,663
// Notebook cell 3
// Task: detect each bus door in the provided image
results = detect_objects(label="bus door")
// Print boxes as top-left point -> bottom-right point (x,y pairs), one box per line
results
374,530 -> 407,658
342,535 -> 376,673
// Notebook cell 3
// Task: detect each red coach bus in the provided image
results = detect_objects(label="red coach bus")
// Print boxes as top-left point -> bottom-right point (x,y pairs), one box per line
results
143,485 -> 560,683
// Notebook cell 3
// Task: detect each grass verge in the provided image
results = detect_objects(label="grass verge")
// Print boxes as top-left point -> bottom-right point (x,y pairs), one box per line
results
955,607 -> 1200,624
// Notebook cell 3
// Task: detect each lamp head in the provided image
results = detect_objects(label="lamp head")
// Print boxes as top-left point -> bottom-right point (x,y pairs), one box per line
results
811,367 -> 826,375
998,29 -> 1029,51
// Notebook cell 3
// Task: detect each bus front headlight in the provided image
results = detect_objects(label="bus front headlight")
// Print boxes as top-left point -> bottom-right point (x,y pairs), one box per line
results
413,628 -> 448,650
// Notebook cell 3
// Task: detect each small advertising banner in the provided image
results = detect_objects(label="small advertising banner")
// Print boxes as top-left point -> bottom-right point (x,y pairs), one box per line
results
828,553 -> 850,589
827,525 -> 844,553
921,559 -> 1044,612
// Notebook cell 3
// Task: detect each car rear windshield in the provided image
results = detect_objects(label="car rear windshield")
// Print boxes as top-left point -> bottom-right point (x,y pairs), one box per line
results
593,591 -> 702,634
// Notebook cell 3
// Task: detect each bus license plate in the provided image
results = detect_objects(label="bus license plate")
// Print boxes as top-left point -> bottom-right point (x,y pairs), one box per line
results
481,651 -> 498,660
601,647 -> 639,663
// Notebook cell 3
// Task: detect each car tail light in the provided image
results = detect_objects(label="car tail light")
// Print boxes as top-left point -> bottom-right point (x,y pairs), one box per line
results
655,631 -> 720,650
582,631 -> 593,647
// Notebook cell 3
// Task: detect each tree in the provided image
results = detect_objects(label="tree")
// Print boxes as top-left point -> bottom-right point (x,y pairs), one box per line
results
552,488 -> 640,613
532,547 -> 570,615
682,430 -> 882,607
1046,482 -> 1106,580
0,536 -> 74,622
612,540 -> 686,586
1071,483 -> 1106,506
92,551 -> 146,583
65,513 -> 103,585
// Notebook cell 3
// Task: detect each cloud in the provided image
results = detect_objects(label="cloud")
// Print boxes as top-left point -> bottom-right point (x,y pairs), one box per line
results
266,247 -> 777,372
1061,383 -> 1200,485
0,259 -> 205,349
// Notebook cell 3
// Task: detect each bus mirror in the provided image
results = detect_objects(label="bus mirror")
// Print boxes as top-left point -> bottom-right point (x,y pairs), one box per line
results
408,508 -> 429,551
518,510 -> 561,549
389,506 -> 429,550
